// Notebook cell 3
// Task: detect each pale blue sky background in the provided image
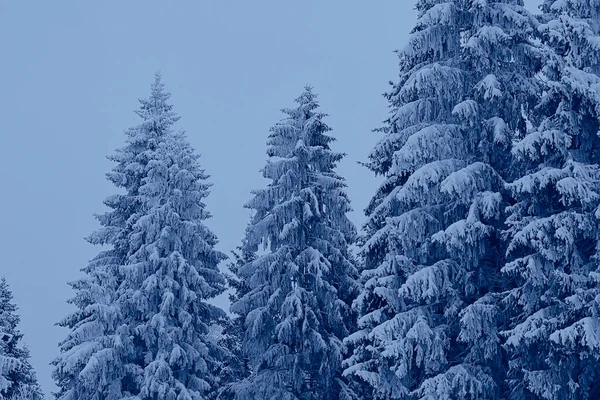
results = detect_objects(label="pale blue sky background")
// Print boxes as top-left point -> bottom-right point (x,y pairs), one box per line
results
0,0 -> 541,395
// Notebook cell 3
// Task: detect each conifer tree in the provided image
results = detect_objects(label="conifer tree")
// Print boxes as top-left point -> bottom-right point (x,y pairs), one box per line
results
53,74 -> 228,400
344,1 -> 542,398
0,278 -> 43,400
229,87 -> 359,400
501,1 -> 600,398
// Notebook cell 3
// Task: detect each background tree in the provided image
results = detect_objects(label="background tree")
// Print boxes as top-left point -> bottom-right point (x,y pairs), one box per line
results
217,247 -> 255,400
0,277 -> 43,400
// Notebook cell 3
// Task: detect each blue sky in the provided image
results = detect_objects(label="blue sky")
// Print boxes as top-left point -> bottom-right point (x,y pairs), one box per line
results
0,0 -> 541,395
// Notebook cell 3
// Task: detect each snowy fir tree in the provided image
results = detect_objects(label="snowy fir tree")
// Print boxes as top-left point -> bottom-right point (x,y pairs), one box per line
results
227,87 -> 359,400
0,278 -> 43,400
52,74 -> 172,400
344,1 -> 543,399
53,73 -> 229,400
501,1 -> 600,398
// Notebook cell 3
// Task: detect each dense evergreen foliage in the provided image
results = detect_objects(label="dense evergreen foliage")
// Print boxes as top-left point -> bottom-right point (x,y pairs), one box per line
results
344,1 -> 543,398
501,1 -> 600,398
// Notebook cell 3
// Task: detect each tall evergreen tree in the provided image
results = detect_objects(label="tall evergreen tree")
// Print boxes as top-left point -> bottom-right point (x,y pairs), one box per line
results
501,1 -> 600,398
0,278 -> 43,400
344,1 -> 542,398
229,87 -> 359,400
53,74 -> 228,400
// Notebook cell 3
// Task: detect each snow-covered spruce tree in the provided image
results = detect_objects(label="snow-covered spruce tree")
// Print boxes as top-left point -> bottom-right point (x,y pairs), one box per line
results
0,278 -> 43,400
343,1 -> 542,399
228,87 -> 359,400
53,73 -> 229,400
53,73 -> 178,400
501,2 -> 600,398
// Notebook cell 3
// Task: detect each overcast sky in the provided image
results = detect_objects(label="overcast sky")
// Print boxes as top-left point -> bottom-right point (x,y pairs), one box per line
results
0,0 -> 541,395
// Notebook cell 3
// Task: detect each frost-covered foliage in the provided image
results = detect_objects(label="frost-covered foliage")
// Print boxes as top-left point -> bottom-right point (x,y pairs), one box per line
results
120,130 -> 228,400
228,87 -> 359,400
53,73 -> 228,400
0,278 -> 43,400
344,1 -> 543,398
502,2 -> 600,398
217,247 -> 254,400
